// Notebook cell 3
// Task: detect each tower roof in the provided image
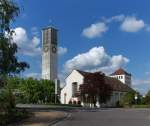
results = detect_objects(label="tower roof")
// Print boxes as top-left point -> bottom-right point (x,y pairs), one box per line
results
110,68 -> 131,76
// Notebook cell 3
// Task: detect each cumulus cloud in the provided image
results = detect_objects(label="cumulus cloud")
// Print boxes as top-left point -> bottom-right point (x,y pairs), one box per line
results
82,22 -> 108,38
82,15 -> 148,38
64,46 -> 129,74
12,27 -> 41,57
120,16 -> 145,32
58,47 -> 68,56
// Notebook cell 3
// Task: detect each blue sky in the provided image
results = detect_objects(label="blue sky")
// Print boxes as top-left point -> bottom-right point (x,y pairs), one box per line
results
12,0 -> 150,94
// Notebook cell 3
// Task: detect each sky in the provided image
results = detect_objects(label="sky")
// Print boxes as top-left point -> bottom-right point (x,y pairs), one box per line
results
11,0 -> 150,94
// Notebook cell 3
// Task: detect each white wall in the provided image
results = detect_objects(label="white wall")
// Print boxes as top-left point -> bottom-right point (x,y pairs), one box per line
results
60,70 -> 84,104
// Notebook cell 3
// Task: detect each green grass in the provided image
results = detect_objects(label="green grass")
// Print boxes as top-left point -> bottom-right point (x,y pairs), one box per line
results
132,105 -> 150,108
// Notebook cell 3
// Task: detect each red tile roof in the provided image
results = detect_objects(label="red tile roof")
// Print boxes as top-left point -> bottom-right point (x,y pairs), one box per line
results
110,68 -> 131,76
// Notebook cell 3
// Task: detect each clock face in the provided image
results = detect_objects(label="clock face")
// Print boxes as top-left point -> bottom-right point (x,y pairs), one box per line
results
43,46 -> 49,52
52,46 -> 57,53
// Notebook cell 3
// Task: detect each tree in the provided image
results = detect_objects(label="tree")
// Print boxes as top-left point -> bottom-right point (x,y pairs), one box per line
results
0,0 -> 20,34
0,0 -> 29,79
18,78 -> 55,104
80,72 -> 112,106
141,90 -> 150,105
120,90 -> 136,106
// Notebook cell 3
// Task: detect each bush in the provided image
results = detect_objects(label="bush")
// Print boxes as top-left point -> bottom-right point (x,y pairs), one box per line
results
0,88 -> 15,113
0,109 -> 29,125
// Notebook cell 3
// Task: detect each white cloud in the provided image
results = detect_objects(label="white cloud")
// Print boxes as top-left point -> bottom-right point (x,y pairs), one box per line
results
64,46 -> 129,74
120,16 -> 145,32
132,79 -> 150,95
133,79 -> 150,86
102,14 -> 125,23
58,47 -> 68,56
82,22 -> 108,38
12,27 -> 41,57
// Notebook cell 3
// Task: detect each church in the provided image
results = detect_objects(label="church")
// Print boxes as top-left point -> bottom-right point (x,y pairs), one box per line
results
41,26 -> 133,107
60,68 -> 132,107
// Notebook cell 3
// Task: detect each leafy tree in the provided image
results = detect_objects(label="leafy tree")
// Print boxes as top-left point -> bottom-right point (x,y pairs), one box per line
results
19,78 -> 41,103
17,78 -> 55,104
0,0 -> 29,79
141,90 -> 150,105
0,0 -> 20,34
120,90 -> 136,106
0,88 -> 15,113
40,79 -> 55,103
80,72 -> 112,106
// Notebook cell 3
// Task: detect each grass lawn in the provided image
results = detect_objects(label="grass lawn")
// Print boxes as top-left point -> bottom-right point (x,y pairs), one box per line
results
132,105 -> 150,108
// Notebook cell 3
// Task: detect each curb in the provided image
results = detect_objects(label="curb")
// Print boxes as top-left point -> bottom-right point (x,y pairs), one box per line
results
49,112 -> 71,126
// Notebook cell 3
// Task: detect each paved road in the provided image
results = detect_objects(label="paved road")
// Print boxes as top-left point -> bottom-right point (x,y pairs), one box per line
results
54,109 -> 150,126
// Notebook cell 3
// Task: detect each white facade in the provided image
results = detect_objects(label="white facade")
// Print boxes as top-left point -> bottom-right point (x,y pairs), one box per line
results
42,27 -> 57,82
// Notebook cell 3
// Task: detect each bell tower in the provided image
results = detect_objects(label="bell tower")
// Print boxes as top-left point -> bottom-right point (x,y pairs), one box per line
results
42,27 -> 58,81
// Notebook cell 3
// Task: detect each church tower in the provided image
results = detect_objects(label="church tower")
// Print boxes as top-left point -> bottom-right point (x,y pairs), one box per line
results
42,27 -> 58,81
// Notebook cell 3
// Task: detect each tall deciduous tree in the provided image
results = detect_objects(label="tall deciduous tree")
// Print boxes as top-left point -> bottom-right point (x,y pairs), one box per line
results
0,0 -> 29,79
80,72 -> 112,105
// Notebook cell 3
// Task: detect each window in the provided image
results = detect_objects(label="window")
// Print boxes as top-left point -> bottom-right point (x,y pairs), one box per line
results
72,82 -> 78,97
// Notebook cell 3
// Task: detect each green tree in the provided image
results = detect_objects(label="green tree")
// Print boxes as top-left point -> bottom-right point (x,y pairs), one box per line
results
19,78 -> 41,103
120,90 -> 136,106
0,0 -> 20,34
141,90 -> 150,105
0,0 -> 29,79
41,79 -> 55,103
18,78 -> 55,104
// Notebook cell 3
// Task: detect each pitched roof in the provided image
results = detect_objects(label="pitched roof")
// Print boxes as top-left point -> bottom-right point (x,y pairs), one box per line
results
76,70 -> 91,76
104,76 -> 132,92
76,70 -> 132,92
110,68 -> 131,76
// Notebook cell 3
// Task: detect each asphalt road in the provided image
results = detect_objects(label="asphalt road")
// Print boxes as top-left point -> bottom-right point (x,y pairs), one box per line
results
54,109 -> 150,126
